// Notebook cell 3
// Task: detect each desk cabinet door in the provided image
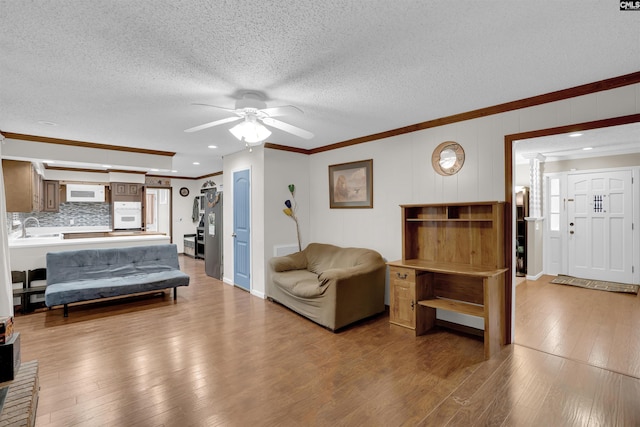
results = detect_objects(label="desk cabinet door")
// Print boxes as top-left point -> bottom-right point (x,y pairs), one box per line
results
389,268 -> 416,329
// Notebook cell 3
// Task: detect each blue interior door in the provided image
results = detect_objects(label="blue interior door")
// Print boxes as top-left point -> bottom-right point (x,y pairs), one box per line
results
233,169 -> 251,291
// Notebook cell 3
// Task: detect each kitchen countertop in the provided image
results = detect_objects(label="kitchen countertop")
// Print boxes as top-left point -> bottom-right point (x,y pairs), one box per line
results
61,230 -> 165,239
8,231 -> 173,272
8,233 -> 168,248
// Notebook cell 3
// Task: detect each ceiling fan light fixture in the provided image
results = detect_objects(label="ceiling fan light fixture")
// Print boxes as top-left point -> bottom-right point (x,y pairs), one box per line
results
229,116 -> 271,144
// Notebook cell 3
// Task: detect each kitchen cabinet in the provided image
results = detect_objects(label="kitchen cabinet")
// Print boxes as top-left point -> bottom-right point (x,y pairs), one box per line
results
2,159 -> 42,213
43,180 -> 60,212
112,182 -> 142,202
113,182 -> 141,196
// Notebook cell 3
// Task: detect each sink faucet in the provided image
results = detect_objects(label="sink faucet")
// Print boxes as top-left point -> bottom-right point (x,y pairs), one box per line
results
21,217 -> 40,238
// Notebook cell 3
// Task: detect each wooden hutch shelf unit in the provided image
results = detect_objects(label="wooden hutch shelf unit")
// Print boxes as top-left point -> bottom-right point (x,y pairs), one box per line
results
387,201 -> 507,359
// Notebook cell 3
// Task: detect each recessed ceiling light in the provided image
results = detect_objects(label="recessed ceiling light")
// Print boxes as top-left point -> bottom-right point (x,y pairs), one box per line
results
582,147 -> 593,151
37,120 -> 58,126
208,145 -> 217,149
43,160 -> 55,164
150,168 -> 159,172
102,164 -> 111,168
569,133 -> 583,137
193,162 -> 200,165
171,170 -> 177,173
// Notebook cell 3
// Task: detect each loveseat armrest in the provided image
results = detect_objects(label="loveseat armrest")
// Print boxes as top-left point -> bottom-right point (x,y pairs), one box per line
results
317,259 -> 385,283
269,251 -> 308,272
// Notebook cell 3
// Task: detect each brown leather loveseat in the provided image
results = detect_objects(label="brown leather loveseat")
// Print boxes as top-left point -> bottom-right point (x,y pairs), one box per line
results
268,243 -> 386,331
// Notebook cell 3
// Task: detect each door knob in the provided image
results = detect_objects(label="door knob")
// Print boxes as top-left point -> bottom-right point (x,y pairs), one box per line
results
231,233 -> 237,237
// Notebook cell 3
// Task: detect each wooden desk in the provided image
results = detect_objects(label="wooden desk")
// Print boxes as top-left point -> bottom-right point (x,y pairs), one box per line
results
388,259 -> 507,359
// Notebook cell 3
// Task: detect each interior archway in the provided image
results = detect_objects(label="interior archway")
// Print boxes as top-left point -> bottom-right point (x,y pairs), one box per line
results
503,113 -> 640,345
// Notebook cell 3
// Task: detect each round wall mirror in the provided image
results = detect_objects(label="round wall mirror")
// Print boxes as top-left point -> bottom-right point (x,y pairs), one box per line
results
431,141 -> 465,175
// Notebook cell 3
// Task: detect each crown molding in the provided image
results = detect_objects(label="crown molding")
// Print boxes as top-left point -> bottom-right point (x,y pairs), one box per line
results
0,131 -> 176,157
266,70 -> 640,155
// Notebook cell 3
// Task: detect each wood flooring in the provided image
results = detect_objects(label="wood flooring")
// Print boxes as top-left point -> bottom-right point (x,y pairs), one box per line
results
11,257 -> 640,426
516,274 -> 640,379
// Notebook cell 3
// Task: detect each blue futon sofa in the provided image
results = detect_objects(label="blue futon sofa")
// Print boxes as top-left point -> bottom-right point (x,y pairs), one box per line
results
45,244 -> 190,316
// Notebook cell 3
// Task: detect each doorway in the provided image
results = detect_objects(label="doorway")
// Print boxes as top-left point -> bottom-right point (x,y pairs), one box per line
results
505,114 -> 640,358
145,187 -> 172,239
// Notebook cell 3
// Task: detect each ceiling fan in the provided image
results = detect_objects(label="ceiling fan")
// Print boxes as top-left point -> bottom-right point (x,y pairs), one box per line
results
184,91 -> 314,145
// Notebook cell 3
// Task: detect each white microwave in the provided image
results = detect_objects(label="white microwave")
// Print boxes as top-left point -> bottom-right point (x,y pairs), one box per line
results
66,184 -> 105,202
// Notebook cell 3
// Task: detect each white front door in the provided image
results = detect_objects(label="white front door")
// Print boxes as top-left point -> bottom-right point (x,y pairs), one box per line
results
567,170 -> 633,283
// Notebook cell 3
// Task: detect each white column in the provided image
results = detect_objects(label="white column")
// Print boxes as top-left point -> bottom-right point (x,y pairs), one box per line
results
522,153 -> 545,218
0,133 -> 15,317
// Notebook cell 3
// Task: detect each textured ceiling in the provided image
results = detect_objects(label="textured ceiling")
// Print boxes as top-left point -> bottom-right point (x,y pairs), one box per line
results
1,1 -> 639,177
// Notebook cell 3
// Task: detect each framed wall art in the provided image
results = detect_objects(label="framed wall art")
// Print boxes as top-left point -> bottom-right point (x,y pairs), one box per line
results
328,159 -> 373,208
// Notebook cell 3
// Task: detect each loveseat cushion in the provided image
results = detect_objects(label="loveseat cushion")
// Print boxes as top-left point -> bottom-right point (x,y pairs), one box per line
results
304,243 -> 378,273
270,250 -> 308,273
271,269 -> 327,298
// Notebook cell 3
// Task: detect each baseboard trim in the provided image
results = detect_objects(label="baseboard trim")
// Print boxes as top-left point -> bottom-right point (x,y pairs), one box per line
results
526,271 -> 544,281
251,289 -> 266,299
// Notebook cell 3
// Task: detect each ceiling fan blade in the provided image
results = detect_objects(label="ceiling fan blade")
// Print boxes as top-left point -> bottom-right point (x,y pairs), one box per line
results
184,116 -> 241,133
191,103 -> 236,113
262,117 -> 314,139
260,105 -> 303,117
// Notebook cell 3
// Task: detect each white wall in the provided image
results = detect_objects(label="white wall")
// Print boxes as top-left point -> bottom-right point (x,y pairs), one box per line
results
515,153 -> 640,187
43,169 -> 110,182
544,152 -> 640,174
2,138 -> 172,170
308,85 -> 640,253
263,149 -> 310,296
308,115 -> 509,261
223,148 -> 265,297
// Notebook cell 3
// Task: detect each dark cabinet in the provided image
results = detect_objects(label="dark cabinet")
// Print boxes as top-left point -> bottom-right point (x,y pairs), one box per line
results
113,182 -> 141,197
516,188 -> 529,276
111,182 -> 142,202
43,180 -> 60,212
196,227 -> 205,259
2,159 -> 42,213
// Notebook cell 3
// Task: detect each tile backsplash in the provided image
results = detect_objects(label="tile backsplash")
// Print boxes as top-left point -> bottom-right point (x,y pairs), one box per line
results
8,202 -> 111,228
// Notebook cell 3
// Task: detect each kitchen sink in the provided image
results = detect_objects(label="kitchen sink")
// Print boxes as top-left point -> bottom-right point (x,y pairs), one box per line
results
22,233 -> 61,239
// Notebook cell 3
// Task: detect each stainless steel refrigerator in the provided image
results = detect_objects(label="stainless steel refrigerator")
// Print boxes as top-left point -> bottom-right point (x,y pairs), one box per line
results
202,188 -> 223,279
